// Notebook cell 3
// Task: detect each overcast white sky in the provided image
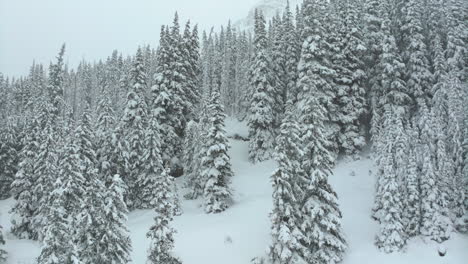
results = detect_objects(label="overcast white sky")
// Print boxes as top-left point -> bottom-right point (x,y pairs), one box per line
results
0,0 -> 259,77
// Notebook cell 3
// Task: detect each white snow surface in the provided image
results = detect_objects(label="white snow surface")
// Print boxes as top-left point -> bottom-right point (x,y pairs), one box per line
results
1,118 -> 467,263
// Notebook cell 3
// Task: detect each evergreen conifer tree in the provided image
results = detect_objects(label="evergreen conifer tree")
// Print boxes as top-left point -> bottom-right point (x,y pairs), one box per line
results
202,90 -> 233,213
403,125 -> 421,237
335,0 -> 367,157
146,161 -> 180,264
419,107 -> 452,242
297,0 -> 338,160
297,26 -> 347,260
0,225 -> 6,263
152,26 -> 184,172
37,178 -> 81,264
0,119 -> 19,199
137,109 -> 175,209
96,90 -> 118,186
33,105 -> 60,241
374,107 -> 406,252
97,175 -> 132,264
10,118 -> 40,239
248,10 -> 276,163
268,102 -> 307,264
401,0 -> 433,111
120,48 -> 148,209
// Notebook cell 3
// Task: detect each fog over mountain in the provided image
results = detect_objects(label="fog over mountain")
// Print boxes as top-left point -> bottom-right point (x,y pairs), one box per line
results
0,0 -> 259,77
235,0 -> 302,30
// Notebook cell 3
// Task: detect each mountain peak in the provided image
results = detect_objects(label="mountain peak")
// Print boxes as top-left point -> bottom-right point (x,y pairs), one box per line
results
234,0 -> 301,31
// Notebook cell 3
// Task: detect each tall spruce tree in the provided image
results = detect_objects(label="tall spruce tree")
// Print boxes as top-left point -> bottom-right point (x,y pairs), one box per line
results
419,107 -> 452,242
37,178 -> 81,264
297,8 -> 347,255
297,0 -> 338,160
183,120 -> 204,200
95,91 -> 120,186
137,109 -> 172,209
181,21 -> 201,121
335,0 -> 368,157
281,1 -> 300,104
298,94 -> 347,263
0,225 -> 6,263
73,108 -> 107,263
152,26 -> 184,172
374,107 -> 407,253
120,48 -> 148,209
0,119 -> 19,199
10,117 -> 40,240
97,175 -> 132,264
371,12 -> 411,144
268,102 -> 307,264
248,10 -> 276,163
202,90 -> 233,213
33,104 -> 60,241
401,0 -> 433,111
146,161 -> 180,264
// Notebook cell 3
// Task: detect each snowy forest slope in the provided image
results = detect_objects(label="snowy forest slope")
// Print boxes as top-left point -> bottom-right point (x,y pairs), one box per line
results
1,119 -> 466,264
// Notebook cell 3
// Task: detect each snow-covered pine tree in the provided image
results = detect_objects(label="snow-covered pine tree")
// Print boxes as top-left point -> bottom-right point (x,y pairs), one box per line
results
297,0 -> 339,161
146,159 -> 180,264
235,31 -> 254,120
58,131 -> 87,215
433,110 -> 457,218
248,10 -> 276,163
281,1 -> 300,104
152,26 -> 184,172
202,90 -> 233,213
297,27 -> 347,260
444,75 -> 466,225
419,106 -> 452,242
335,0 -> 367,157
0,225 -> 6,263
363,0 -> 384,138
75,176 -> 106,263
10,117 -> 40,240
183,120 -> 203,199
374,107 -> 407,253
298,96 -> 347,262
371,12 -> 412,146
95,90 -> 118,186
137,108 -> 180,211
268,102 -> 307,264
403,138 -> 421,237
97,175 -> 132,264
181,21 -> 201,121
270,13 -> 286,128
444,0 -> 467,82
37,178 -> 81,264
73,108 -> 107,263
120,47 -> 148,209
400,0 -> 433,111
32,45 -> 68,240
47,44 -> 66,118
185,97 -> 212,200
0,119 -> 19,199
33,104 -> 60,241
168,13 -> 191,137
220,22 -> 236,116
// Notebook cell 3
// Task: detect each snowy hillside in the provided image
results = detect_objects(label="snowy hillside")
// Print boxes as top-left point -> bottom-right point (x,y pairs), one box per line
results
1,119 -> 466,264
234,0 -> 302,31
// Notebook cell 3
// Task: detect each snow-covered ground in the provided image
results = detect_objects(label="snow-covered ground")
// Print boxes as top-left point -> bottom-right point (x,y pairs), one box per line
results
1,118 -> 467,263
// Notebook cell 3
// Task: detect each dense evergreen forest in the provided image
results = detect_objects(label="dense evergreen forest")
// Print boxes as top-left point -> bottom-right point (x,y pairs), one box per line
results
0,0 -> 466,263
